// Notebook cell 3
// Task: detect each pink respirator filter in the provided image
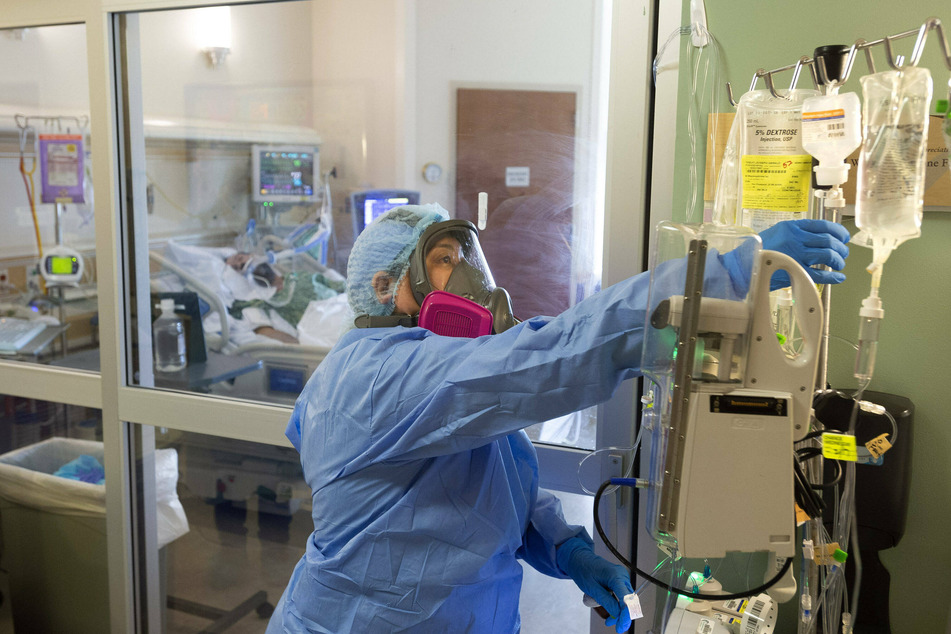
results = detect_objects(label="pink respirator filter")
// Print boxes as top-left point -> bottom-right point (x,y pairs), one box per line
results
417,290 -> 493,338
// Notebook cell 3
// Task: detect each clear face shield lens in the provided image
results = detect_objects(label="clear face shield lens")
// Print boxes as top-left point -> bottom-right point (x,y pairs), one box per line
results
420,225 -> 495,297
412,221 -> 518,336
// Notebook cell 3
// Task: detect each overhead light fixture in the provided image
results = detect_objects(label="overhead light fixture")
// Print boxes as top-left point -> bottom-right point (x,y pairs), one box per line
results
193,6 -> 232,68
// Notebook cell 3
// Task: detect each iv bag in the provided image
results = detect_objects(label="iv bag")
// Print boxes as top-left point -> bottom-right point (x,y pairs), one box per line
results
712,89 -> 819,231
854,66 -> 933,268
712,89 -> 818,356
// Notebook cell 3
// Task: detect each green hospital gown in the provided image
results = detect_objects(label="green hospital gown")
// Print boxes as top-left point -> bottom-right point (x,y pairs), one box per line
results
229,272 -> 343,329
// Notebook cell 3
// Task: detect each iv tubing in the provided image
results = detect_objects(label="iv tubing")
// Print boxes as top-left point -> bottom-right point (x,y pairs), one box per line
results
653,24 -> 722,224
577,423 -> 644,495
18,128 -> 43,259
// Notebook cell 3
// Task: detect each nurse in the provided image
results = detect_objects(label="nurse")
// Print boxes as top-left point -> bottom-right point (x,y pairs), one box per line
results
267,204 -> 849,633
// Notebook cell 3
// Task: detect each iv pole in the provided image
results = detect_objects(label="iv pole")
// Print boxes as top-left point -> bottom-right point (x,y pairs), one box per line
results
14,113 -> 91,356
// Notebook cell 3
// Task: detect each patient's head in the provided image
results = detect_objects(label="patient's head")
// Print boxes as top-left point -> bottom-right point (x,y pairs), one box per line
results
226,252 -> 283,291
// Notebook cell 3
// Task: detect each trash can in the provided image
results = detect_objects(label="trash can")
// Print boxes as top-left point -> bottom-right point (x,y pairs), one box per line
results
0,437 -> 188,634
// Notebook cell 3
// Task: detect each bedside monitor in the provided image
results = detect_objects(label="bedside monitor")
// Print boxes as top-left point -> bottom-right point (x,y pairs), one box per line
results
350,189 -> 420,237
252,145 -> 319,204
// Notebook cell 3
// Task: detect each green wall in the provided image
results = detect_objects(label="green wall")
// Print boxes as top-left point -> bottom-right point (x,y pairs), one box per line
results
668,2 -> 951,631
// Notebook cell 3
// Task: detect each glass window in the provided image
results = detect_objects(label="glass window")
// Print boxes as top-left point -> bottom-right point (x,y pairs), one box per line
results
120,1 -> 608,444
150,428 -> 311,632
135,430 -> 595,633
0,395 -> 104,632
0,24 -> 98,371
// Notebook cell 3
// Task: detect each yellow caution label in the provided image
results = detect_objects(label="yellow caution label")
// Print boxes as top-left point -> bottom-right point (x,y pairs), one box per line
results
741,155 -> 812,213
822,432 -> 858,462
865,433 -> 893,459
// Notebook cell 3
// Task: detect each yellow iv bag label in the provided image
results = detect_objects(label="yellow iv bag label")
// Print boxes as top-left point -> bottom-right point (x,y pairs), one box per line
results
741,155 -> 812,213
822,432 -> 858,462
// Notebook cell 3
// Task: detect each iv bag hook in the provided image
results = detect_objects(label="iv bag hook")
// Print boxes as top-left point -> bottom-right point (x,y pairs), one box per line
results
882,36 -> 906,70
909,19 -> 934,68
762,69 -> 787,100
726,81 -> 738,107
788,56 -> 819,92
14,114 -> 36,159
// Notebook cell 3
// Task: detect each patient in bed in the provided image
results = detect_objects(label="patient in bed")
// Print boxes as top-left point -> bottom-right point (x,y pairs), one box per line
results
224,253 -> 344,344
158,240 -> 350,349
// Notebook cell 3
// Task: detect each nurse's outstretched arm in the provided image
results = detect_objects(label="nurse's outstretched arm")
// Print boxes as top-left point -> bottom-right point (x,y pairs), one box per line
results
351,252 -> 741,465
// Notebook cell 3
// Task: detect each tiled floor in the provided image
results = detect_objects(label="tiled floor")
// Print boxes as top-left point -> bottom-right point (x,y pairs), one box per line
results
0,489 -> 594,633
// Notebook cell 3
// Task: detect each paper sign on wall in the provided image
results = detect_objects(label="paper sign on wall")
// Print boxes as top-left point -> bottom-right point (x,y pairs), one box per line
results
505,166 -> 530,187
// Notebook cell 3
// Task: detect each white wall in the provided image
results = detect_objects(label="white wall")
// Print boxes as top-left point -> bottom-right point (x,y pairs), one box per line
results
310,0 -> 404,197
0,23 -> 89,111
139,3 -> 314,124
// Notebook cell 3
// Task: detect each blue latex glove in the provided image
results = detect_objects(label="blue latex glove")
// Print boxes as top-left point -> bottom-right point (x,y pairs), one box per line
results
557,536 -> 634,633
759,219 -> 850,290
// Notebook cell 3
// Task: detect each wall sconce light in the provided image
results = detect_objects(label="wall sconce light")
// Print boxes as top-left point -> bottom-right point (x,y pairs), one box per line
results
194,6 -> 232,68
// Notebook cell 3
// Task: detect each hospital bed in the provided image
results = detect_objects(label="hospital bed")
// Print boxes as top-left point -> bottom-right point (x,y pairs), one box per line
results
148,239 -> 349,405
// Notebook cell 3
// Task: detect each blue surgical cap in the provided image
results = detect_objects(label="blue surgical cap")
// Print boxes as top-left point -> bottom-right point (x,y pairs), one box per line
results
346,203 -> 449,317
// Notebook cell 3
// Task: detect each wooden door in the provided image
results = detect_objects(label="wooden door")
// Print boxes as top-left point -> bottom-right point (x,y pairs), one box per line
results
455,88 -> 577,319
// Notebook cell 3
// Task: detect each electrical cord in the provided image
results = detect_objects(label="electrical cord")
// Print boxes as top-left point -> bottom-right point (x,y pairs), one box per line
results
593,479 -> 793,601
796,446 -> 843,490
793,454 -> 825,518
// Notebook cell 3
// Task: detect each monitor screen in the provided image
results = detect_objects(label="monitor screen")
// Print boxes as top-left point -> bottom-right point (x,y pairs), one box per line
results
252,145 -> 319,203
350,189 -> 421,237
49,255 -> 77,275
363,195 -> 411,228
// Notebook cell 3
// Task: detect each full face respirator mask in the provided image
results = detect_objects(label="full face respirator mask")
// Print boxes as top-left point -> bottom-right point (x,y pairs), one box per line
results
352,219 -> 518,336
407,219 -> 517,337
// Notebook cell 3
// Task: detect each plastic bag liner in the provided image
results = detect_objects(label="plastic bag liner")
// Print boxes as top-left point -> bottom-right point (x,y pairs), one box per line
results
0,437 -> 188,548
155,445 -> 190,548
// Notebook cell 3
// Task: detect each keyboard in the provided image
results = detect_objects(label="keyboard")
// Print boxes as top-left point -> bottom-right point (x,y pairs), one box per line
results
0,318 -> 47,354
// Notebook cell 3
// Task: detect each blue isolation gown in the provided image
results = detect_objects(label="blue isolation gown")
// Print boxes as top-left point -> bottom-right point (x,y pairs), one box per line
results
267,248 -> 750,633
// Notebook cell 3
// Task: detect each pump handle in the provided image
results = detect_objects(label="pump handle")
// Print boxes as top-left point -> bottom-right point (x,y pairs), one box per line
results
745,250 -> 823,441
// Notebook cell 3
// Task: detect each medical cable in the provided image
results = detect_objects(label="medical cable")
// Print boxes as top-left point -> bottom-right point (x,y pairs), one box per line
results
795,446 -> 843,490
146,172 -> 202,219
592,478 -> 793,601
792,452 -> 826,519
